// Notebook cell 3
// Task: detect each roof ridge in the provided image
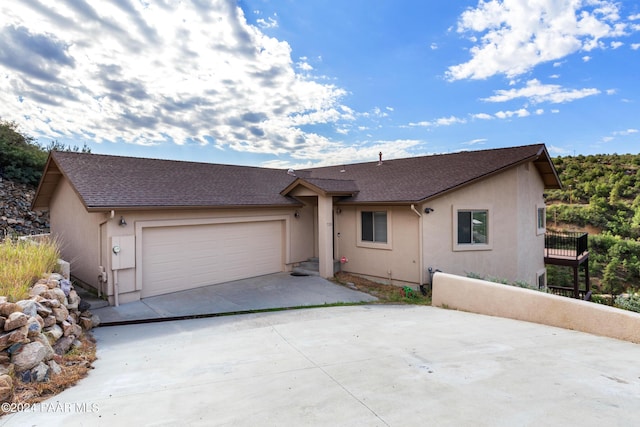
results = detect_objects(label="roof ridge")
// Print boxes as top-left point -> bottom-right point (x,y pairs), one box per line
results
51,150 -> 287,172
303,177 -> 356,182
303,143 -> 545,171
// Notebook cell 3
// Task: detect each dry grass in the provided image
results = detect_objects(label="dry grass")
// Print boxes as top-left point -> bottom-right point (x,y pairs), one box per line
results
334,272 -> 431,305
7,334 -> 97,410
0,237 -> 60,301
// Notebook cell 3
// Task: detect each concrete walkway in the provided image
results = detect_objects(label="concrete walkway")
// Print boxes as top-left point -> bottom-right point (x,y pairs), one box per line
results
3,305 -> 640,426
89,272 -> 377,324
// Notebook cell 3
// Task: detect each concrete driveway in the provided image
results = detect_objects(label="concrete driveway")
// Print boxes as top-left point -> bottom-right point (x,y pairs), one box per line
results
3,305 -> 640,426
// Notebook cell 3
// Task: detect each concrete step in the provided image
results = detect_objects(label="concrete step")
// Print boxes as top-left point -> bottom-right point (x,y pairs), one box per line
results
292,258 -> 342,276
74,281 -> 110,309
298,260 -> 319,270
291,267 -> 320,276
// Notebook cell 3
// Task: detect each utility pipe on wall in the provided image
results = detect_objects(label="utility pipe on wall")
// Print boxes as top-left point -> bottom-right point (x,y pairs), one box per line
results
97,210 -> 115,298
410,204 -> 424,288
113,269 -> 119,307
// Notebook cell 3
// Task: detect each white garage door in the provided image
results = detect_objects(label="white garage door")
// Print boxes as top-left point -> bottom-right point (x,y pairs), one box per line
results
141,220 -> 283,298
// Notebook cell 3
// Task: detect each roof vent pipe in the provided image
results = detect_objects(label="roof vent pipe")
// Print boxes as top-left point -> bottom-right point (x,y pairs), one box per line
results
378,152 -> 382,166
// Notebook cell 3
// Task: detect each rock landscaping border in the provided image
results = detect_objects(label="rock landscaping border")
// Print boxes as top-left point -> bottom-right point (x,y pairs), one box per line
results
0,273 -> 100,405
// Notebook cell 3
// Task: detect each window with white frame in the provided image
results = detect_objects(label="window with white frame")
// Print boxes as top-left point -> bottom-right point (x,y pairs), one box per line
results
453,206 -> 492,251
361,211 -> 387,243
457,210 -> 488,244
537,205 -> 546,235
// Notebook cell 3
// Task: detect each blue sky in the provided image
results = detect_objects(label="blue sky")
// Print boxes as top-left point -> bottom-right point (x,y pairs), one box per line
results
1,1 -> 639,168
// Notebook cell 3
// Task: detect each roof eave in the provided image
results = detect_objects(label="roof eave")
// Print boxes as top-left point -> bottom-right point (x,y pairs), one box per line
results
281,178 -> 357,197
84,201 -> 304,213
31,152 -> 69,211
532,145 -> 563,190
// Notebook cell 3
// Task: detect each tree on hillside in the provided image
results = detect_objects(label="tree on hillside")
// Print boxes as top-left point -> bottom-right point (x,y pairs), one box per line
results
0,120 -> 48,186
0,120 -> 91,187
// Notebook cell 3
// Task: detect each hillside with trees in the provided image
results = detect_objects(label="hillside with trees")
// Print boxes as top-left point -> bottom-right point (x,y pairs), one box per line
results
0,119 -> 91,187
546,154 -> 640,295
0,120 -> 90,187
0,120 -> 90,238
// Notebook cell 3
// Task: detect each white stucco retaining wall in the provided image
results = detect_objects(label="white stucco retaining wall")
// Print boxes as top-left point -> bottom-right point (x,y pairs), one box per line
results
432,272 -> 640,344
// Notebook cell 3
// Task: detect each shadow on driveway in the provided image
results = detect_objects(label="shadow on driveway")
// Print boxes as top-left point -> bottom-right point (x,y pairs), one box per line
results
91,272 -> 377,325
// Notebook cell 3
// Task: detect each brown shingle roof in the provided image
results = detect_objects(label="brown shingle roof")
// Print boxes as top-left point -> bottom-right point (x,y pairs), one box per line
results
280,177 -> 359,197
296,143 -> 560,203
37,151 -> 300,210
32,144 -> 560,211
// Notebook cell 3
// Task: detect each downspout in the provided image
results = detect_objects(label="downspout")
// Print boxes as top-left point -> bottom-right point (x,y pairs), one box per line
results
410,204 -> 424,293
113,270 -> 119,307
97,210 -> 115,298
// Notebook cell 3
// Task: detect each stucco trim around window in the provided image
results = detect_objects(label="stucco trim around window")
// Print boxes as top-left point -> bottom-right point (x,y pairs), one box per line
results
452,205 -> 493,252
356,208 -> 393,250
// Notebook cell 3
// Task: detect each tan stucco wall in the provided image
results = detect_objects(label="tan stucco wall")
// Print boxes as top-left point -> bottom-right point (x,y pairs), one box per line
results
421,163 -> 545,287
49,178 -> 103,288
334,205 -> 421,284
432,272 -> 640,344
333,162 -> 546,287
103,207 -> 306,303
49,178 -> 308,304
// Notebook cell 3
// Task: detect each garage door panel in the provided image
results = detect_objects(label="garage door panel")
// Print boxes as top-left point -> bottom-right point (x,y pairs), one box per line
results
141,220 -> 283,298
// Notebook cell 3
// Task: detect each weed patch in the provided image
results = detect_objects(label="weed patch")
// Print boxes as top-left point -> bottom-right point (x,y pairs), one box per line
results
0,237 -> 60,301
334,272 -> 431,305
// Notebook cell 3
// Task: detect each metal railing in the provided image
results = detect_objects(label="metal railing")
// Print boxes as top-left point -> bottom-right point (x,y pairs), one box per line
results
545,231 -> 588,259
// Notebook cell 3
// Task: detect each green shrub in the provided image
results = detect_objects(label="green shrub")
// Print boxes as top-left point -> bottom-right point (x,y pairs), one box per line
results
614,293 -> 640,314
466,273 -> 539,291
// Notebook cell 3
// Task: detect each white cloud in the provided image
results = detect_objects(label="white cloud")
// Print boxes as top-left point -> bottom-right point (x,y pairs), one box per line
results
535,109 -> 544,115
462,138 -> 487,146
549,74 -> 560,79
606,89 -> 617,95
482,79 -> 600,104
436,115 -> 466,126
408,121 -> 432,127
613,129 -> 639,136
547,145 -> 571,155
447,0 -> 630,80
472,113 -> 494,120
262,139 -> 422,169
256,17 -> 278,29
551,109 -> 560,113
600,128 -> 638,143
629,14 -> 640,21
297,59 -> 314,71
632,43 -> 640,50
582,55 -> 592,62
409,115 -> 466,127
495,108 -> 530,119
610,41 -> 623,49
430,43 -> 438,50
0,1 -> 355,162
